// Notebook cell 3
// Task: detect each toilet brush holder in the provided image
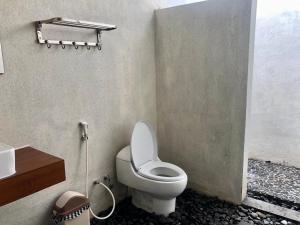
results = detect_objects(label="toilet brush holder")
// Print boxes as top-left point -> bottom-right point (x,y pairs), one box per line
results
52,191 -> 90,225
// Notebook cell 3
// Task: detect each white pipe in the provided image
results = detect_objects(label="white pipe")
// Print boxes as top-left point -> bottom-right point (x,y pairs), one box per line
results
84,133 -> 116,220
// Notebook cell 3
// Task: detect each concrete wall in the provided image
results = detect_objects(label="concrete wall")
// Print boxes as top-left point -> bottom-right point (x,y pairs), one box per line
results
246,10 -> 300,168
0,1 -> 157,224
154,0 -> 204,9
155,0 -> 256,203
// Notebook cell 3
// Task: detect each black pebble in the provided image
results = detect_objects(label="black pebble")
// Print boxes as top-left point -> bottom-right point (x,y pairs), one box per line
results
91,189 -> 300,225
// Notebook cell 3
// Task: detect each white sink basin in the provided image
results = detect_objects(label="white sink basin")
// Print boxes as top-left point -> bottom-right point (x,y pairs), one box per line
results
0,143 -> 15,179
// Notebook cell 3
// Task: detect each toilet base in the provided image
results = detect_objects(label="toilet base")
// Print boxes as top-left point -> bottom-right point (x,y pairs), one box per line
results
131,189 -> 176,216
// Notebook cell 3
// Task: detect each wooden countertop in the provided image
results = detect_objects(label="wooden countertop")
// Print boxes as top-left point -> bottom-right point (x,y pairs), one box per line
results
0,146 -> 65,206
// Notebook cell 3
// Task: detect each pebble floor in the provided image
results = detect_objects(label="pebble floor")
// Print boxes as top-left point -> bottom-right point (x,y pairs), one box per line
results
91,189 -> 299,225
248,159 -> 300,204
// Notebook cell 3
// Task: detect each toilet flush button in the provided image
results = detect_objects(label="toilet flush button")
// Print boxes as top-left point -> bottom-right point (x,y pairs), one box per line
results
0,43 -> 4,74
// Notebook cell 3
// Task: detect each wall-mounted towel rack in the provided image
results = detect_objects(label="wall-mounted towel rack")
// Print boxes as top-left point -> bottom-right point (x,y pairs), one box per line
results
35,17 -> 117,50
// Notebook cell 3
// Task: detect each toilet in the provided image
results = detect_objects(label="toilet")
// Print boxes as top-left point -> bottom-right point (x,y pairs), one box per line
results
116,121 -> 187,216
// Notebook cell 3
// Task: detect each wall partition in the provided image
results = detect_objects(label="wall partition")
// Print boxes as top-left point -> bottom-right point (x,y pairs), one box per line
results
155,0 -> 257,203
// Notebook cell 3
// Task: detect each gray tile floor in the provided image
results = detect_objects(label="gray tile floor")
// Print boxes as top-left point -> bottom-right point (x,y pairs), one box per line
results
248,159 -> 300,204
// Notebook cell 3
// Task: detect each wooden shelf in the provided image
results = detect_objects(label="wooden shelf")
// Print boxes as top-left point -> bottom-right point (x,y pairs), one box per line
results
0,146 -> 65,206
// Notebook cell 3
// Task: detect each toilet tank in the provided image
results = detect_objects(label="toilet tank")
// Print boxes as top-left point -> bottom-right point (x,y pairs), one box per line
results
116,146 -> 134,186
116,146 -> 131,162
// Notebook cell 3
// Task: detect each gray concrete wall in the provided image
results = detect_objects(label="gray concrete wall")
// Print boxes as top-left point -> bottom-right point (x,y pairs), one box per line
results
155,0 -> 256,203
0,1 -> 157,224
155,0 -> 208,9
246,10 -> 300,168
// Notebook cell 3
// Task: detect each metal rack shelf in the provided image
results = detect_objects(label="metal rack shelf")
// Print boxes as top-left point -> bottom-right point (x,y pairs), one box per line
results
35,17 -> 117,50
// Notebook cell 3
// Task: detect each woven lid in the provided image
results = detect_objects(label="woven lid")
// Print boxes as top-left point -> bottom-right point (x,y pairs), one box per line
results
52,191 -> 90,223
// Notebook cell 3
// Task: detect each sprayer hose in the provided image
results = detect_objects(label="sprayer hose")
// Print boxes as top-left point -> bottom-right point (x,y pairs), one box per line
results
85,139 -> 116,220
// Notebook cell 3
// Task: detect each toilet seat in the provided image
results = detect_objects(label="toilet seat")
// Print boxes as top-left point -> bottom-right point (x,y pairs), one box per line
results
131,121 -> 186,182
138,161 -> 186,182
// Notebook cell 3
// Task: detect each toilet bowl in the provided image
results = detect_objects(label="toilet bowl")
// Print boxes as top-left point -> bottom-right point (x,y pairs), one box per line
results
116,121 -> 187,216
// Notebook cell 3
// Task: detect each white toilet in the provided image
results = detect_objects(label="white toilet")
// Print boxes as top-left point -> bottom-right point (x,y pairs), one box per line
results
116,121 -> 187,216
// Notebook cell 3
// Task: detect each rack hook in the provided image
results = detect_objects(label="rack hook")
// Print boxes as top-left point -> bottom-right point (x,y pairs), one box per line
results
45,40 -> 51,48
60,41 -> 66,49
86,44 -> 91,50
73,42 -> 79,50
96,30 -> 102,51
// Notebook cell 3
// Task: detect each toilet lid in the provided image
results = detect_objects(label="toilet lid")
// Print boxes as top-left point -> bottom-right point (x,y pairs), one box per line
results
131,121 -> 158,170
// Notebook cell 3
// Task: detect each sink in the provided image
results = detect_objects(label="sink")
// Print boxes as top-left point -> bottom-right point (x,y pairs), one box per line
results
0,143 -> 15,179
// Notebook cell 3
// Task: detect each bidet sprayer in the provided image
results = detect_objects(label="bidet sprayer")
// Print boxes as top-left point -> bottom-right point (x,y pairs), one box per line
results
79,121 -> 88,141
80,120 -> 116,220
